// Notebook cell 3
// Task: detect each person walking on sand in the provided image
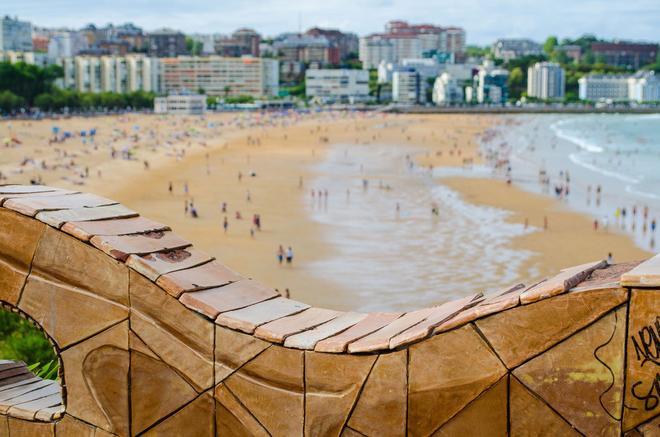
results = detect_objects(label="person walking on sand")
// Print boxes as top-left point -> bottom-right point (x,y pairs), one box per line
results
607,252 -> 613,264
223,216 -> 228,233
286,247 -> 294,264
277,245 -> 284,264
168,181 -> 173,195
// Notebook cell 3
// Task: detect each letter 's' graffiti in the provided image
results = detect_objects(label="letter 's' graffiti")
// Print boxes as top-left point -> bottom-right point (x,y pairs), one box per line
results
630,316 -> 660,411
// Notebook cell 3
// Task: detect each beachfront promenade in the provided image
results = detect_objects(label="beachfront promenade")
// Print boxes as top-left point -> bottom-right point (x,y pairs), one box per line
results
0,184 -> 658,436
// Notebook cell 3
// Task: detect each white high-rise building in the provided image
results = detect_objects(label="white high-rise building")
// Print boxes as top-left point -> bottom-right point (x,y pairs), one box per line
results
392,70 -> 420,104
48,31 -> 88,62
527,62 -> 565,100
359,36 -> 394,69
0,16 -> 32,52
305,69 -> 370,103
432,72 -> 464,105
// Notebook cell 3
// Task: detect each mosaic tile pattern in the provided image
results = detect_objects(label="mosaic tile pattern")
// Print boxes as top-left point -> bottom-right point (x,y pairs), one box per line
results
0,185 -> 658,436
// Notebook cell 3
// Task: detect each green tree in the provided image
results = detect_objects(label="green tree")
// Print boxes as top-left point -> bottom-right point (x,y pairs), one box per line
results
508,67 -> 525,100
0,310 -> 58,379
543,36 -> 558,56
0,90 -> 26,113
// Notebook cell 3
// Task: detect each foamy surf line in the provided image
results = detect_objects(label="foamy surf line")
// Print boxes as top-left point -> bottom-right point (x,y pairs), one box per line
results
304,143 -> 536,312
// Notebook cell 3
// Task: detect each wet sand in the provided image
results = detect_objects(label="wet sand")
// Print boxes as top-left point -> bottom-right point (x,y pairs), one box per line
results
0,112 -> 650,311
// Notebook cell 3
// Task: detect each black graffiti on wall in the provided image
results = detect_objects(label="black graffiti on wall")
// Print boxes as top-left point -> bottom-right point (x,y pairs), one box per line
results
630,316 -> 660,411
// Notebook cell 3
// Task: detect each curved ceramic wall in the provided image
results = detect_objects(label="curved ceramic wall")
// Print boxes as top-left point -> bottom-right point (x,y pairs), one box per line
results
0,184 -> 658,436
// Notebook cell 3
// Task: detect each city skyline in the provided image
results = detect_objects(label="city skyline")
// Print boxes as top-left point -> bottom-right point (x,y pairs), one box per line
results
4,0 -> 659,45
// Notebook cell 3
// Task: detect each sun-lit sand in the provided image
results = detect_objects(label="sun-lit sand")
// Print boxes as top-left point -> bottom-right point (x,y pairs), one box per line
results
0,112 -> 650,310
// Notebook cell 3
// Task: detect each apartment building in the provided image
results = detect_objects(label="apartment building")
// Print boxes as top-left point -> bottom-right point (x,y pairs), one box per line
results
579,72 -> 660,102
492,38 -> 542,61
359,21 -> 466,69
0,16 -> 32,52
58,55 -> 160,93
527,62 -> 565,100
392,69 -> 421,104
591,42 -> 658,70
305,69 -> 370,103
160,56 -> 279,98
0,50 -> 49,67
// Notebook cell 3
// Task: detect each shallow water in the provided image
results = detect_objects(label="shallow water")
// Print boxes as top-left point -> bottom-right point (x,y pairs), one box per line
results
491,114 -> 660,252
305,143 -> 536,312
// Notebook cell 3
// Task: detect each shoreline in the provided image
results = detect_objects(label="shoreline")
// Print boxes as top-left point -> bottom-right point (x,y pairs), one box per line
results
0,112 -> 652,310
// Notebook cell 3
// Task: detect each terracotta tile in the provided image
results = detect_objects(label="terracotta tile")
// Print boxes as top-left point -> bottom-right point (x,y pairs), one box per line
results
389,293 -> 484,348
636,415 -> 660,435
340,428 -> 364,437
315,312 -> 402,353
0,185 -> 55,194
0,377 -> 41,393
180,279 -> 277,318
284,312 -> 367,350
60,322 -> 129,436
142,392 -> 214,436
623,289 -> 660,430
91,231 -> 191,261
36,204 -> 138,228
126,248 -> 214,281
215,326 -> 270,383
510,376 -> 580,436
131,311 -> 213,392
254,308 -> 340,343
31,226 -> 129,306
514,308 -> 626,436
621,255 -> 660,287
7,417 -> 54,437
576,261 -> 641,290
8,392 -> 63,420
520,260 -> 607,304
224,345 -> 304,436
408,324 -> 506,436
215,297 -> 310,334
0,208 -> 45,305
347,350 -> 407,436
55,414 -> 96,437
0,380 -> 53,404
434,286 -> 524,334
18,274 -> 128,348
214,384 -> 269,437
129,270 -> 214,360
131,350 -> 197,435
305,351 -> 376,436
476,287 -> 627,368
61,216 -> 169,242
432,376 -> 507,436
0,380 -> 59,408
33,405 -> 64,421
4,193 -> 116,217
348,307 -> 438,353
157,261 -> 242,298
0,189 -> 79,205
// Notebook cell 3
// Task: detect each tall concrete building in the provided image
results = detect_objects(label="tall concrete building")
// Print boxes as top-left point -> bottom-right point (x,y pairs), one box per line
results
305,69 -> 369,103
0,16 -> 32,52
392,69 -> 421,104
147,29 -> 187,57
359,21 -> 466,69
475,61 -> 509,104
160,56 -> 278,98
527,62 -> 565,100
58,55 -> 160,94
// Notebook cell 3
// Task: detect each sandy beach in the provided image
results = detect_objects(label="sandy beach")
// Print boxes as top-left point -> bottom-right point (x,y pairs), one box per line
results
0,112 -> 651,311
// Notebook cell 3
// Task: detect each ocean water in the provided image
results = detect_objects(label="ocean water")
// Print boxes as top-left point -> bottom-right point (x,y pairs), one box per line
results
486,114 -> 660,252
304,143 -> 536,312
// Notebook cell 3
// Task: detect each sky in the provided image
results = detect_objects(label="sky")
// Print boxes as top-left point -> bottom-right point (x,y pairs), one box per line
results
5,0 -> 660,45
